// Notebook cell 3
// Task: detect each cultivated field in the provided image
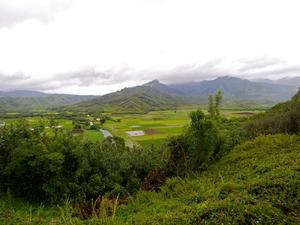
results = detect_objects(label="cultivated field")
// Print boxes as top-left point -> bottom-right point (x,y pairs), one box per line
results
1,107 -> 263,147
103,107 -> 263,147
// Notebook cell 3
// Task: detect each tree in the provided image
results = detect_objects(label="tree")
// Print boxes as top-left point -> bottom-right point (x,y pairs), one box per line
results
188,110 -> 219,169
215,89 -> 223,117
208,94 -> 215,117
207,90 -> 223,118
167,110 -> 221,174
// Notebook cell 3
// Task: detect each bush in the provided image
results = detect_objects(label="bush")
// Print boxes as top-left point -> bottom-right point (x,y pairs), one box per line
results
166,110 -> 246,175
0,121 -> 167,203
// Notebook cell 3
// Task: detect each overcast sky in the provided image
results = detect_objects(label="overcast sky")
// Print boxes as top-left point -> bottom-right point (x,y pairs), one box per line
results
1,0 -> 300,95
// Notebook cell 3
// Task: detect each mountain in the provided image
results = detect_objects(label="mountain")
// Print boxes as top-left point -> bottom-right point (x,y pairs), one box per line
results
0,90 -> 96,113
169,76 -> 297,103
68,80 -> 188,113
66,76 -> 298,113
2,76 -> 298,113
0,90 -> 48,97
254,76 -> 300,87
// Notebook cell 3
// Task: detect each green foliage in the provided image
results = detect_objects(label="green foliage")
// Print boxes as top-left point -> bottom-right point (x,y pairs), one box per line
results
187,110 -> 219,168
207,94 -> 215,117
215,89 -> 223,117
111,134 -> 300,224
167,110 -> 231,174
0,121 -> 166,203
247,89 -> 300,136
207,89 -> 223,118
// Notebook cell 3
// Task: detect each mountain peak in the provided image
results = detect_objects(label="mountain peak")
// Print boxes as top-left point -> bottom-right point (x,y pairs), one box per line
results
215,76 -> 245,81
143,80 -> 162,87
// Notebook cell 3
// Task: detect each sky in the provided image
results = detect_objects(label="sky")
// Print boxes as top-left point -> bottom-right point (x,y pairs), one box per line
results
1,0 -> 300,95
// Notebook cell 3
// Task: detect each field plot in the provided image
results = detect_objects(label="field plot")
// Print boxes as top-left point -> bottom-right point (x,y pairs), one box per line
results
103,109 -> 190,147
3,117 -> 105,143
103,108 -> 263,147
1,108 -> 262,147
82,130 -> 105,142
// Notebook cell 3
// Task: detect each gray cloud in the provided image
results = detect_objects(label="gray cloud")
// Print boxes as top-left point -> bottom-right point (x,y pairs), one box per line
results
1,57 -> 300,93
156,59 -> 228,84
54,66 -> 134,87
238,57 -> 283,72
0,0 -> 76,28
0,73 -> 30,81
243,65 -> 300,78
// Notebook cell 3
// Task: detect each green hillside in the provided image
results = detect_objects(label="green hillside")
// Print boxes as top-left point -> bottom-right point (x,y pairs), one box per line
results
64,77 -> 298,114
247,89 -> 300,136
0,94 -> 95,113
67,80 -> 188,113
111,134 -> 300,224
1,134 -> 299,224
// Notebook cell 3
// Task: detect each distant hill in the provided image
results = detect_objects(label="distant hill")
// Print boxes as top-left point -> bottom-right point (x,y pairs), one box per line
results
0,90 -> 48,97
68,80 -> 188,113
2,76 -> 298,113
66,76 -> 298,113
254,76 -> 300,87
170,76 -> 297,103
0,91 -> 96,113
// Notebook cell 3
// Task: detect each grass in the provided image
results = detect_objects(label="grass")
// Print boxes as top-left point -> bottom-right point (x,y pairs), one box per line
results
111,134 -> 300,224
82,130 -> 105,142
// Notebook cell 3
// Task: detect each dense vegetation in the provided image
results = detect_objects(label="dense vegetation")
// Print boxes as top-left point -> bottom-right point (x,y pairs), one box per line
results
0,121 -> 166,203
0,90 -> 300,224
111,134 -> 300,224
247,89 -> 300,136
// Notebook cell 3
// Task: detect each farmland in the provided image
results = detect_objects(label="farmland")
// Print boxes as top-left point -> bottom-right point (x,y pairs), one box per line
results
102,107 -> 262,147
2,116 -> 105,143
1,107 -> 262,147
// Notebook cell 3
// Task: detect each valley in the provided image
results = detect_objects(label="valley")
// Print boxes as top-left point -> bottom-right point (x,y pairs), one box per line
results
0,76 -> 299,225
2,107 -> 262,148
2,1 -> 300,223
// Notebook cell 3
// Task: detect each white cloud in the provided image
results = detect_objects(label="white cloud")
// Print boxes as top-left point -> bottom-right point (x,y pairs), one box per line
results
0,0 -> 75,27
0,0 -> 300,94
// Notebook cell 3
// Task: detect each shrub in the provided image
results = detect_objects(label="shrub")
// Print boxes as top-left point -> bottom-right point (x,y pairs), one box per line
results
0,121 -> 167,203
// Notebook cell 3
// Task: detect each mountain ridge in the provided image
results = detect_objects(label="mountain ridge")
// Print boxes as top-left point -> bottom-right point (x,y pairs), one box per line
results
0,91 -> 96,113
1,76 -> 298,113
64,76 -> 298,113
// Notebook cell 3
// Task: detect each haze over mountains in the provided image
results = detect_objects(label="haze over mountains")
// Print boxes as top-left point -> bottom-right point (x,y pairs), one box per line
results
66,76 -> 298,113
0,76 -> 298,113
253,76 -> 300,87
0,91 -> 95,112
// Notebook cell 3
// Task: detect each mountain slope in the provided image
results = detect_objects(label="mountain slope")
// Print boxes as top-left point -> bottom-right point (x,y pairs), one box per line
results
247,88 -> 300,135
0,90 -> 48,97
110,134 -> 300,224
254,76 -> 300,87
70,80 -> 188,113
0,91 -> 96,112
65,77 -> 298,113
170,76 -> 297,103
